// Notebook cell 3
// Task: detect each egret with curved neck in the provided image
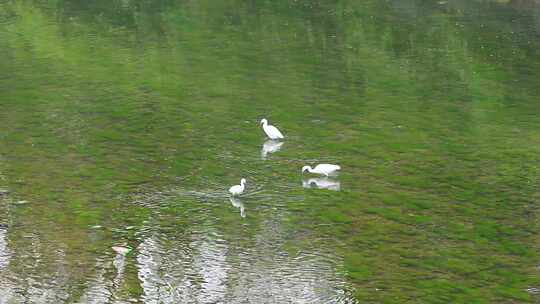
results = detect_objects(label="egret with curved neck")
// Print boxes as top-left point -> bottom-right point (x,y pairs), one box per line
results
301,164 -> 341,177
260,118 -> 284,140
229,178 -> 246,196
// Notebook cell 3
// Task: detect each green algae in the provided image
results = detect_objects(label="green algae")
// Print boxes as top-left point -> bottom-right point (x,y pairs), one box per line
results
0,0 -> 539,302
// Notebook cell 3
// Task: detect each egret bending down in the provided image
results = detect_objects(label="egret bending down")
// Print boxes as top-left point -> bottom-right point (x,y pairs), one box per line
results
301,164 -> 341,177
229,178 -> 246,196
260,118 -> 284,140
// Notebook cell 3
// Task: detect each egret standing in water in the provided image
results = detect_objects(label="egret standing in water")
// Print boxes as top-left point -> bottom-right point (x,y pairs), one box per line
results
260,118 -> 284,140
301,164 -> 341,177
229,178 -> 246,196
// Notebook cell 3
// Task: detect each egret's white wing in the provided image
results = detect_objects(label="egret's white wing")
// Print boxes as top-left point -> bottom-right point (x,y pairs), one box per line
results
312,164 -> 341,176
229,185 -> 241,194
265,125 -> 284,139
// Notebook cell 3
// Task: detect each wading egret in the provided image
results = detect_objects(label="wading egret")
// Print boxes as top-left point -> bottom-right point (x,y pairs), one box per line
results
301,164 -> 341,176
302,177 -> 341,191
229,178 -> 246,196
260,118 -> 284,140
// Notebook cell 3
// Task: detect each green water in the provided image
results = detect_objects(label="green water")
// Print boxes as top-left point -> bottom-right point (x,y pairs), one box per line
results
1,0 -> 539,302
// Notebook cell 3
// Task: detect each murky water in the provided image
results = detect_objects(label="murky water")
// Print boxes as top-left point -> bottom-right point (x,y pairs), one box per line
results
1,0 -> 540,302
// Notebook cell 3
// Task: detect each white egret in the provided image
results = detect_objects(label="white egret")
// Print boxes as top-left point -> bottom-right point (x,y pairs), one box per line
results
301,164 -> 341,176
302,177 -> 341,191
260,118 -> 284,140
228,178 -> 246,196
229,197 -> 246,218
261,139 -> 284,159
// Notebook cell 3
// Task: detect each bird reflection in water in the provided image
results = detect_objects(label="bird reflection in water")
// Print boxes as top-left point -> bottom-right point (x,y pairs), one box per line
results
260,140 -> 284,160
229,197 -> 246,218
302,177 -> 341,191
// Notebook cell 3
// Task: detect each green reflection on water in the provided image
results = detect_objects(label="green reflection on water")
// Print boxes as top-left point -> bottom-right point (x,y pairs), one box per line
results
0,0 -> 539,302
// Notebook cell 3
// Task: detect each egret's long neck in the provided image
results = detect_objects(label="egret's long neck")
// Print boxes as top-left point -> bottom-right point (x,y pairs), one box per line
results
262,121 -> 268,128
240,181 -> 245,189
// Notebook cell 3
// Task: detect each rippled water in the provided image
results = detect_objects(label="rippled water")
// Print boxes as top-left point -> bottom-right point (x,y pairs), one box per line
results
1,0 -> 540,302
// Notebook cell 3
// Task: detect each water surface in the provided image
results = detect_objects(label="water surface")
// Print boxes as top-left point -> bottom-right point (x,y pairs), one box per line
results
1,0 -> 540,302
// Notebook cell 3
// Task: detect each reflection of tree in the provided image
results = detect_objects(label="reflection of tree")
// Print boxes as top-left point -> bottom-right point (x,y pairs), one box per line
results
0,226 -> 9,270
0,0 -> 539,302
381,0 -> 540,96
137,232 -> 230,304
135,230 -> 357,303
0,234 -> 72,303
130,186 -> 357,303
29,0 -> 540,101
77,256 -> 114,303
0,221 -> 15,302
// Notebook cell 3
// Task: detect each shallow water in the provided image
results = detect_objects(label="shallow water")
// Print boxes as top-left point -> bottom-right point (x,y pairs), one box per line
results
1,0 -> 540,302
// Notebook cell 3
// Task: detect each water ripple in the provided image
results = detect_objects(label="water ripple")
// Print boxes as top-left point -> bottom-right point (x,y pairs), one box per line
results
134,230 -> 357,304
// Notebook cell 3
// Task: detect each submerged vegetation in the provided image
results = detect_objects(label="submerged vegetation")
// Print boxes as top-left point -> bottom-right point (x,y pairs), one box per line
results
0,0 -> 539,302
